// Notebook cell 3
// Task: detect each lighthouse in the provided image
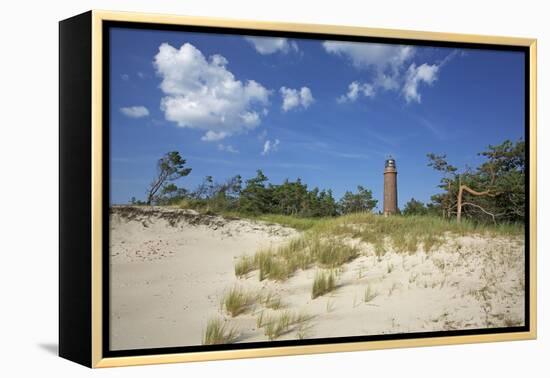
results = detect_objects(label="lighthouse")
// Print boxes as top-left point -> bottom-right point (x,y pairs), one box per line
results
383,157 -> 398,215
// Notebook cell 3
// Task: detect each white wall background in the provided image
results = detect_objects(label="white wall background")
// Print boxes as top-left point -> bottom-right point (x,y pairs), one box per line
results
0,0 -> 547,376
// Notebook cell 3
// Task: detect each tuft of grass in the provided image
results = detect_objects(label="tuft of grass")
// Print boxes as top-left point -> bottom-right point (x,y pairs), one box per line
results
261,292 -> 284,310
422,233 -> 441,253
256,310 -> 265,328
234,255 -> 256,278
363,284 -> 377,302
222,286 -> 255,317
309,238 -> 359,268
202,318 -> 238,345
311,270 -> 337,299
254,250 -> 291,281
249,236 -> 358,282
262,310 -> 313,341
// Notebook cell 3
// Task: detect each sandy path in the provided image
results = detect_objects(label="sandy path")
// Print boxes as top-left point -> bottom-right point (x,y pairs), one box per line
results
110,207 -> 525,350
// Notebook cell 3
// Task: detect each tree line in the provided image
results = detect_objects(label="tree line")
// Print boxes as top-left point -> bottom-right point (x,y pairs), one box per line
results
131,138 -> 525,224
131,152 -> 377,217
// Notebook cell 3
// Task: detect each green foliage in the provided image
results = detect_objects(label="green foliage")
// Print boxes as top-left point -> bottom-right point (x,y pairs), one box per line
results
254,214 -> 325,231
146,151 -> 192,205
338,185 -> 378,214
403,198 -> 428,216
427,139 -> 525,224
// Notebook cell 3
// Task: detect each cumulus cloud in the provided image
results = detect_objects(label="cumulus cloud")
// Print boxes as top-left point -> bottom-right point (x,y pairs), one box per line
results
402,63 -> 440,103
280,86 -> 314,112
218,144 -> 239,153
337,81 -> 375,103
154,42 -> 270,141
120,106 -> 149,118
261,139 -> 280,155
245,36 -> 299,55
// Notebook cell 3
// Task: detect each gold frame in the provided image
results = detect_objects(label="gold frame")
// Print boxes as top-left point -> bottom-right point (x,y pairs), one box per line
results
89,9 -> 537,368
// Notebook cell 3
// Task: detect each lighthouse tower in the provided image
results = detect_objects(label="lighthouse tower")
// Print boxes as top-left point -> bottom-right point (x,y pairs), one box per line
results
383,157 -> 398,215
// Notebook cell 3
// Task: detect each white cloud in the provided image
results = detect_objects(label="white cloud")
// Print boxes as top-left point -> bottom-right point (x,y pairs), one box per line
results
402,63 -> 440,103
218,143 -> 239,153
262,139 -> 280,155
337,81 -> 375,103
201,131 -> 228,142
323,41 -> 414,71
121,74 -> 130,81
154,42 -> 270,141
280,86 -> 314,112
120,106 -> 149,118
326,41 -> 455,105
245,36 -> 298,54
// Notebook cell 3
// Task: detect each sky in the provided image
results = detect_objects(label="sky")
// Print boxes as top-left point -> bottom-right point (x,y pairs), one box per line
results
109,27 -> 525,209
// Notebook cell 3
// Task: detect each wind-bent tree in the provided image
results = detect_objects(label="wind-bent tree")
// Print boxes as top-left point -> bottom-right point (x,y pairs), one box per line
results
427,153 -> 458,219
427,139 -> 525,224
427,152 -> 497,223
146,151 -> 192,205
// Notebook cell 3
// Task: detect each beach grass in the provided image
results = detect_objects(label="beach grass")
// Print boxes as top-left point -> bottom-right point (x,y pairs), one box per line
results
234,255 -> 256,278
222,286 -> 256,317
229,212 -> 523,284
311,270 -> 337,299
261,310 -> 313,341
202,318 -> 238,345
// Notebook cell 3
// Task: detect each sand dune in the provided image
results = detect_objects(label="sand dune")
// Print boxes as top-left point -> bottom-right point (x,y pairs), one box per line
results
109,206 -> 524,350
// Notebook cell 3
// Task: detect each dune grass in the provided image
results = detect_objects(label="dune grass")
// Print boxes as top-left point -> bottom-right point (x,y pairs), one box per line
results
233,212 -> 523,283
234,255 -> 256,278
221,286 -> 256,317
202,318 -> 238,345
260,291 -> 284,310
254,214 -> 325,231
363,284 -> 377,303
261,310 -> 313,341
311,270 -> 337,299
249,236 -> 359,282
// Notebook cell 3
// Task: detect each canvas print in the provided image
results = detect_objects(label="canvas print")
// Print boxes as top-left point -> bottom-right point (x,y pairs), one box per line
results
108,27 -> 527,351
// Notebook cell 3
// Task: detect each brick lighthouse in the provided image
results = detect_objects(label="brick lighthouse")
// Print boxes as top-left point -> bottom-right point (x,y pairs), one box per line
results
383,157 -> 398,215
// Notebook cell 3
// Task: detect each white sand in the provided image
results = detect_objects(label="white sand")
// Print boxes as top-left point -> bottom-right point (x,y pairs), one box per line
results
110,207 -> 525,350
109,206 -> 297,350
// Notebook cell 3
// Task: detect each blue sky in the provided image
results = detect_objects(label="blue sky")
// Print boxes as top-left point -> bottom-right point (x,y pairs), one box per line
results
109,27 -> 525,209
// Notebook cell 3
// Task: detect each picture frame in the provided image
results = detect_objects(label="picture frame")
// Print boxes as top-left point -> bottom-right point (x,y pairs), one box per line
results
59,10 -> 537,368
